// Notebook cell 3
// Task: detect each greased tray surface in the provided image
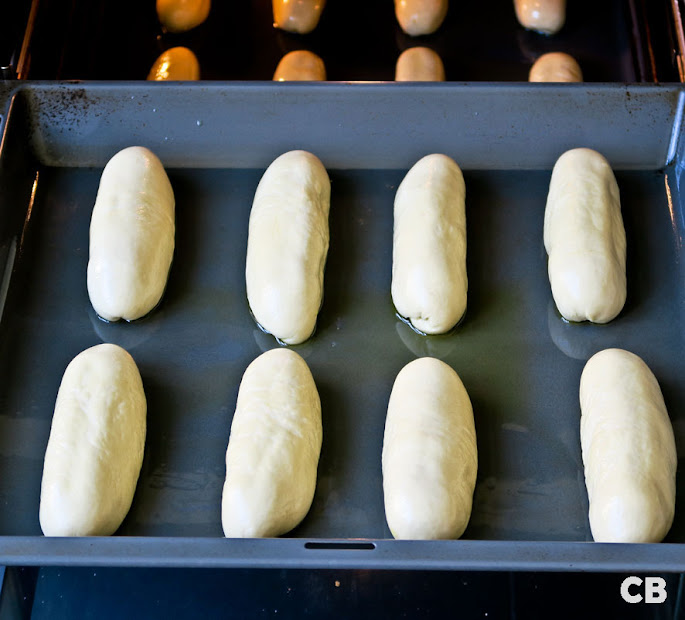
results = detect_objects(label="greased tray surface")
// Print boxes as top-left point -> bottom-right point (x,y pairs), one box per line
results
0,83 -> 683,570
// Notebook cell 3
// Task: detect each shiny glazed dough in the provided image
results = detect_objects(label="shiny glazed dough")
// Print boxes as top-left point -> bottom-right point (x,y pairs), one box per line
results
382,357 -> 477,539
580,348 -> 677,543
40,344 -> 146,537
529,52 -> 582,82
544,148 -> 626,323
156,0 -> 210,33
273,50 -> 326,81
392,154 -> 467,335
514,0 -> 565,34
273,0 -> 326,34
246,150 -> 330,345
147,47 -> 200,81
87,146 -> 175,322
395,47 -> 445,81
222,348 -> 322,537
395,0 -> 448,36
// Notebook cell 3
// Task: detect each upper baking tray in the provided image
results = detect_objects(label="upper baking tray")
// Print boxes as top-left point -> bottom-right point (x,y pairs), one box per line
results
21,0 -> 681,82
0,82 -> 684,572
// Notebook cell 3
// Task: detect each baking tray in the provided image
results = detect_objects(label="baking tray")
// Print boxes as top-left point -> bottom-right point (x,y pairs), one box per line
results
21,0 -> 679,82
0,82 -> 684,571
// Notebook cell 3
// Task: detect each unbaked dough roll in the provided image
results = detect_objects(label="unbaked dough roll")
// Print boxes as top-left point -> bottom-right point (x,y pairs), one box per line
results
273,0 -> 326,34
529,52 -> 582,82
147,47 -> 200,81
392,154 -> 467,335
580,348 -> 677,543
395,47 -> 445,81
544,148 -> 626,324
87,146 -> 175,322
395,0 -> 449,36
156,0 -> 210,33
273,50 -> 326,81
514,0 -> 565,35
222,348 -> 322,537
40,344 -> 146,537
383,357 -> 477,539
246,150 -> 330,345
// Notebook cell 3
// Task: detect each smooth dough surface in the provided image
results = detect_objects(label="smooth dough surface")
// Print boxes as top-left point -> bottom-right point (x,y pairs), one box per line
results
395,0 -> 448,36
544,148 -> 626,324
273,50 -> 326,81
529,52 -> 582,82
156,0 -> 210,32
395,47 -> 445,81
392,154 -> 467,335
514,0 -> 565,34
40,344 -> 146,537
246,150 -> 330,345
87,146 -> 175,322
147,47 -> 200,81
580,348 -> 677,543
222,348 -> 322,538
273,0 -> 326,34
382,357 -> 477,539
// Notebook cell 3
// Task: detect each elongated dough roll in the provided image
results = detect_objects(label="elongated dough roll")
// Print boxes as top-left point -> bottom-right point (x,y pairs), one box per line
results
246,150 -> 330,345
383,357 -> 477,539
273,0 -> 326,34
392,154 -> 467,335
273,50 -> 326,81
544,148 -> 626,323
156,0 -> 210,33
395,47 -> 445,81
222,348 -> 322,537
514,0 -> 565,35
40,344 -> 146,537
147,47 -> 200,81
529,52 -> 582,82
580,349 -> 677,543
87,146 -> 175,322
395,0 -> 449,36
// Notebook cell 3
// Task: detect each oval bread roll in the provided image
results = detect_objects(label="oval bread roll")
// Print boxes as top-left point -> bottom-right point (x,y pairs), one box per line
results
544,148 -> 626,324
514,0 -> 565,35
529,52 -> 582,82
580,348 -> 677,543
87,146 -> 175,322
273,50 -> 326,81
222,348 -> 322,537
40,344 -> 146,537
383,357 -> 477,539
246,150 -> 330,345
147,47 -> 200,81
273,0 -> 326,34
395,47 -> 445,81
395,0 -> 449,36
392,154 -> 467,335
156,0 -> 210,33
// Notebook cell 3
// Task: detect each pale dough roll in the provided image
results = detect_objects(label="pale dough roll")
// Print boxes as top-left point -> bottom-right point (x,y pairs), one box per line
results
395,0 -> 448,36
514,0 -> 565,35
147,47 -> 200,81
544,148 -> 626,323
580,348 -> 677,543
392,154 -> 467,335
87,146 -> 175,322
529,52 -> 582,82
273,50 -> 326,81
222,348 -> 322,537
40,343 -> 146,537
395,47 -> 445,81
156,0 -> 210,33
246,150 -> 330,345
273,0 -> 326,34
383,357 -> 477,539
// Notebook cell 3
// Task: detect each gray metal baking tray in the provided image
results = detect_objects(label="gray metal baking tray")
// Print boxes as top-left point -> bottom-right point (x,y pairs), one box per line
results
0,82 -> 683,571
